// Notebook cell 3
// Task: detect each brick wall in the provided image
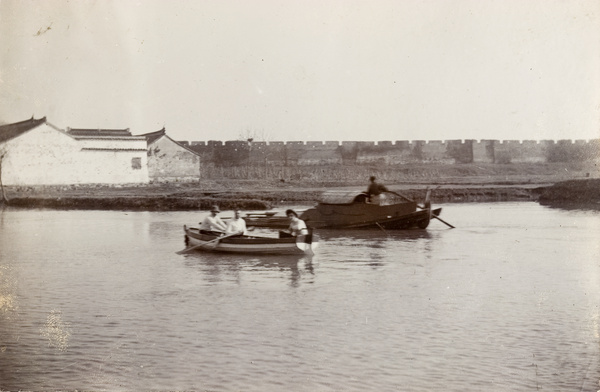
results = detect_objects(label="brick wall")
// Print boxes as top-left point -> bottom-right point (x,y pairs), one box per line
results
183,138 -> 600,166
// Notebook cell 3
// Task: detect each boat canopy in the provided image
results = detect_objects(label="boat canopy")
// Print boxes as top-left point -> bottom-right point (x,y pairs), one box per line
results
319,191 -> 367,205
318,190 -> 411,205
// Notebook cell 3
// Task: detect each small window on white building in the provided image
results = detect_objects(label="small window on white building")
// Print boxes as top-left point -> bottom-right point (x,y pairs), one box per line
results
131,157 -> 142,170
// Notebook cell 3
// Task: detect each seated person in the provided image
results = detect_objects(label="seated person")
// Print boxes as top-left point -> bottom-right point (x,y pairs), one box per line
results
199,205 -> 227,233
282,209 -> 308,237
225,209 -> 247,236
366,176 -> 388,204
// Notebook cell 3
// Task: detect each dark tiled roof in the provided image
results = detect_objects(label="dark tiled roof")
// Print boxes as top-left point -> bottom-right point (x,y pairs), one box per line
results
67,128 -> 132,137
137,127 -> 201,156
138,128 -> 166,144
0,117 -> 47,143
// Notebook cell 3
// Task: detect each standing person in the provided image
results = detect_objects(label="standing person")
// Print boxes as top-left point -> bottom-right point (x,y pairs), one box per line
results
284,209 -> 308,236
366,176 -> 388,204
199,205 -> 227,233
225,209 -> 247,235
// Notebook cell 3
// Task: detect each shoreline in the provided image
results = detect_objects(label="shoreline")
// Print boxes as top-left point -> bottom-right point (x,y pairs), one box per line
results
1,182 -> 550,211
2,176 -> 598,211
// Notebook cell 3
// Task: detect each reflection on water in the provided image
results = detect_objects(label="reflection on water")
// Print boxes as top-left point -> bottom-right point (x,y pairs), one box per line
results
319,227 -> 433,241
183,253 -> 315,287
39,309 -> 71,352
0,203 -> 599,391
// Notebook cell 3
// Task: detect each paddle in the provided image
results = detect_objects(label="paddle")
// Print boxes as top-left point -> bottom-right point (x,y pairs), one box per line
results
387,190 -> 423,206
176,232 -> 239,254
375,222 -> 389,236
430,211 -> 455,229
388,190 -> 415,203
388,190 -> 455,229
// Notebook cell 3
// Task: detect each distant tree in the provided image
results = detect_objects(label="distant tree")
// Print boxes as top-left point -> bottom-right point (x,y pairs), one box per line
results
238,127 -> 271,143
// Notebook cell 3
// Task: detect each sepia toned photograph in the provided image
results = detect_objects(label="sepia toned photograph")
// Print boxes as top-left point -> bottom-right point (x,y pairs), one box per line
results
1,1 -> 599,390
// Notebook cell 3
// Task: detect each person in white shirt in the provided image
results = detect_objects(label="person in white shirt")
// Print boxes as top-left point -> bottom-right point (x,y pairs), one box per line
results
225,209 -> 247,235
199,205 -> 227,233
285,209 -> 308,236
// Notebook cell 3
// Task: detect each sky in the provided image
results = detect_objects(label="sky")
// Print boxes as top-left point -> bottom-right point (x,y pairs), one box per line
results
0,0 -> 599,143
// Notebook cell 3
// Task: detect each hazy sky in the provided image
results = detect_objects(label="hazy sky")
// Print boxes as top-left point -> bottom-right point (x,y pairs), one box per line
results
1,0 -> 599,142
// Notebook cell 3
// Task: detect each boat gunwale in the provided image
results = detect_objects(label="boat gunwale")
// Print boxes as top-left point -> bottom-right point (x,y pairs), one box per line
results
185,228 -> 301,244
183,226 -> 315,254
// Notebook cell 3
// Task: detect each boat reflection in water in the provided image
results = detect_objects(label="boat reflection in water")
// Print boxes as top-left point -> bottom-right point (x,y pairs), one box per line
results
182,251 -> 315,287
181,228 -> 435,286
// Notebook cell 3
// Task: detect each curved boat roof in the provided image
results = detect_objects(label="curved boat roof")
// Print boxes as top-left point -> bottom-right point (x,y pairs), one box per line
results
318,190 -> 411,205
319,191 -> 365,204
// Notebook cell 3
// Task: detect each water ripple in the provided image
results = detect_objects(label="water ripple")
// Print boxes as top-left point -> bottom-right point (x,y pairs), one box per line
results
0,205 -> 599,391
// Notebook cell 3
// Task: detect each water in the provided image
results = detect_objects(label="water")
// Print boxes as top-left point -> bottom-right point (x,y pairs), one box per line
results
0,203 -> 599,391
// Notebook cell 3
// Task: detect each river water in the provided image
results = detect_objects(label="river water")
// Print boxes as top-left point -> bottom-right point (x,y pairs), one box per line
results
0,202 -> 599,391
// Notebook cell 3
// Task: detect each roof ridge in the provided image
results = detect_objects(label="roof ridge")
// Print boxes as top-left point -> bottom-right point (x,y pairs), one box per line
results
137,127 -> 166,137
0,117 -> 48,144
0,116 -> 46,128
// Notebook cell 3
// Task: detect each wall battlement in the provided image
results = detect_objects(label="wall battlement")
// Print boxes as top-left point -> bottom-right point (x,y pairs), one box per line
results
179,138 -> 600,166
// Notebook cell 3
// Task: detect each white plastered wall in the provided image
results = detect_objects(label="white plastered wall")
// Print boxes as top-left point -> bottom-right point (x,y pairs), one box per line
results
0,123 -> 149,185
147,135 -> 200,182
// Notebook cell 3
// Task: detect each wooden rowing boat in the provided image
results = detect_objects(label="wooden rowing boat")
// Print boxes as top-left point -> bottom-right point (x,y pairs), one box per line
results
183,226 -> 318,254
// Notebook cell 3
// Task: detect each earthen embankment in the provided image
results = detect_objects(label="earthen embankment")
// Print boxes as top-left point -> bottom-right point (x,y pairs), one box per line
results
2,163 -> 597,211
538,179 -> 600,209
0,181 -> 551,211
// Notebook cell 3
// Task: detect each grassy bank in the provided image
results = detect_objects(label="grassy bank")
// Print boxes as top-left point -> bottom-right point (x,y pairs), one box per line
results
1,162 -> 597,210
538,179 -> 600,208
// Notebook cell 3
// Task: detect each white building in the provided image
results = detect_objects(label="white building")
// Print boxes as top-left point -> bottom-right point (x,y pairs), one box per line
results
0,117 -> 149,186
139,128 -> 201,182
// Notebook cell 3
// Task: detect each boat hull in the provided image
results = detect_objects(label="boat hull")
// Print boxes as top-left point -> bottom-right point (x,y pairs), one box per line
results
245,207 -> 442,230
244,191 -> 443,230
184,227 -> 317,254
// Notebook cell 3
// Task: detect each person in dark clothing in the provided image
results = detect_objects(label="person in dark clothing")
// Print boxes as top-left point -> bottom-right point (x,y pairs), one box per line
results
366,176 -> 388,204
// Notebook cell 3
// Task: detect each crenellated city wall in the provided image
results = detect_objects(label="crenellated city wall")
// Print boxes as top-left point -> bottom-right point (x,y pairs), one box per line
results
178,139 -> 600,166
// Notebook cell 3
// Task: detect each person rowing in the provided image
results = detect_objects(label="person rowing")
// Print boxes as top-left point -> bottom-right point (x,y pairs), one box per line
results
199,205 -> 227,233
366,176 -> 388,205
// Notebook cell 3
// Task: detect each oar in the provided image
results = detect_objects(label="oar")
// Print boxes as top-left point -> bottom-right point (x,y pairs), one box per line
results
430,210 -> 455,229
375,222 -> 389,236
176,232 -> 238,254
388,190 -> 415,203
388,190 -> 455,229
